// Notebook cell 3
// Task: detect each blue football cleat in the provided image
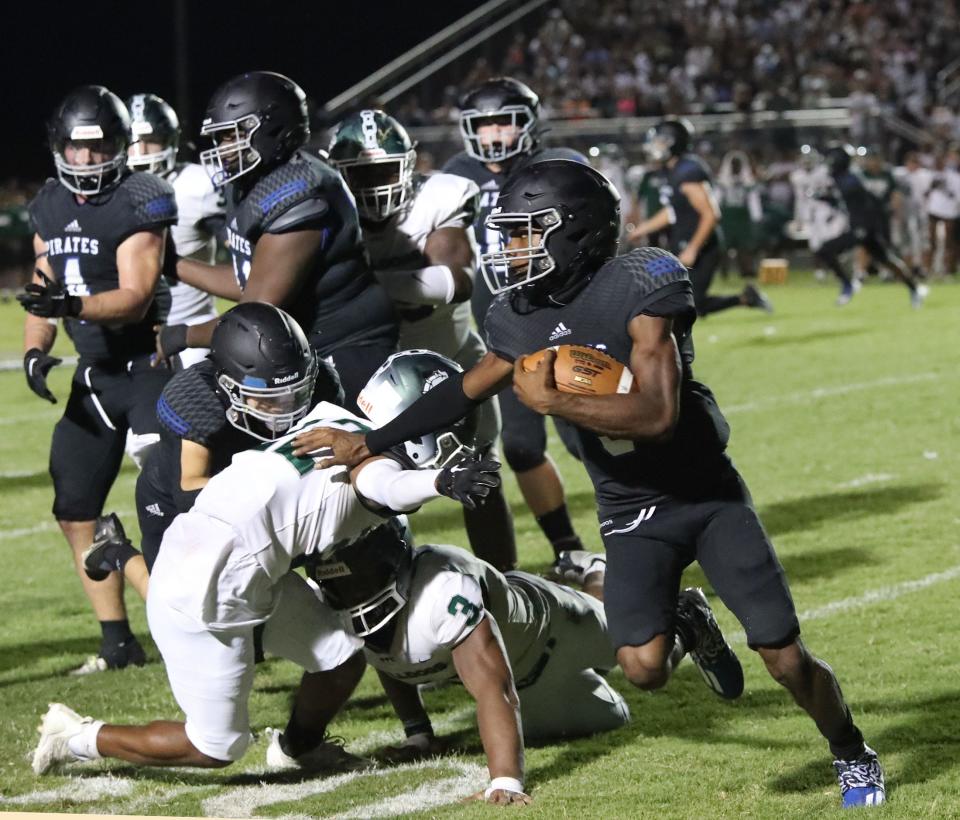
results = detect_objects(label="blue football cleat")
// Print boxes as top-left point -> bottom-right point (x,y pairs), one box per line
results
676,587 -> 744,699
835,745 -> 885,808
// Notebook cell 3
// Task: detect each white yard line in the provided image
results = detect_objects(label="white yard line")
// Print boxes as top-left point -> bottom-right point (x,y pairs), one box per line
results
0,509 -> 134,541
723,372 -> 939,415
833,473 -> 895,489
729,562 -> 960,644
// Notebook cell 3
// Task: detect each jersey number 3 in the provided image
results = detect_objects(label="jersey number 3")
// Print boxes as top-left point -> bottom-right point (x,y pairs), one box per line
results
447,595 -> 481,626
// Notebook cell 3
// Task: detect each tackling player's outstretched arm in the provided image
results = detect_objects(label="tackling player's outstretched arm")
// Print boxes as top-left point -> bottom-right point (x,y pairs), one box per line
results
512,314 -> 680,441
452,617 -> 530,805
292,351 -> 513,468
423,225 -> 474,302
350,453 -> 500,512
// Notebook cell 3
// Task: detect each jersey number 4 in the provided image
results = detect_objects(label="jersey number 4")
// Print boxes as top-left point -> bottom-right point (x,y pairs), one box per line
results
63,257 -> 90,296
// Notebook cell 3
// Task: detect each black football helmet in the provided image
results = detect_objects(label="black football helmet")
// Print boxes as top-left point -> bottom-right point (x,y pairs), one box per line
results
47,85 -> 131,195
309,520 -> 414,637
126,93 -> 180,175
357,349 -> 480,468
824,142 -> 855,175
480,158 -> 620,302
459,77 -> 540,164
211,302 -> 323,441
328,109 -> 416,221
200,71 -> 309,187
642,117 -> 694,163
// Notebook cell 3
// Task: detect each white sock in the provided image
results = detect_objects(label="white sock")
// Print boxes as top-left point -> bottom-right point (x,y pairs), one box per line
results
67,720 -> 104,761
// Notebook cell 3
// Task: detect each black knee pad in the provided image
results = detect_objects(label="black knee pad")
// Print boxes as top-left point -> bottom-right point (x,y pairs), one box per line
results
502,439 -> 547,472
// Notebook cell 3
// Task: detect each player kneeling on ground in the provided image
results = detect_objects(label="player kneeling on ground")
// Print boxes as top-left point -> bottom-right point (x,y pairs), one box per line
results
291,160 -> 885,809
32,392 -> 500,776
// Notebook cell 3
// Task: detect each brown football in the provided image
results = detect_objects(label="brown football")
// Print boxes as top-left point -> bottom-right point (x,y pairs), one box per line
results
520,344 -> 636,395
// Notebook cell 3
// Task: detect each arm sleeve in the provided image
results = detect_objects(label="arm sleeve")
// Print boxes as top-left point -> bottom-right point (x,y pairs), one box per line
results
353,457 -> 442,512
365,371 -> 481,455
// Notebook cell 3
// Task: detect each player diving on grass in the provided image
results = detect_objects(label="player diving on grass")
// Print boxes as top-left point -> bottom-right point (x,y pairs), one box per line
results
31,377 -> 500,783
291,159 -> 886,808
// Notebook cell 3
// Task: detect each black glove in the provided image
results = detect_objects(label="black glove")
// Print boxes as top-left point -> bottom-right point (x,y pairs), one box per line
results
17,271 -> 82,318
24,348 -> 62,403
435,455 -> 501,511
156,324 -> 189,361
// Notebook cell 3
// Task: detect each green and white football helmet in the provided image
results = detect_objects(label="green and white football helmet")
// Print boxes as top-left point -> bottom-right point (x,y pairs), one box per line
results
328,109 -> 416,222
357,349 -> 479,468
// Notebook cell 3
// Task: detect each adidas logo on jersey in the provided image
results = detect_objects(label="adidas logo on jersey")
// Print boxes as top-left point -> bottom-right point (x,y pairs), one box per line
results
145,503 -> 164,517
63,219 -> 81,232
548,322 -> 572,341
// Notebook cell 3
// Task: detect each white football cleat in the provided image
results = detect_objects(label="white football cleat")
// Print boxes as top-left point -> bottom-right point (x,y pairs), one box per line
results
911,283 -> 929,309
264,727 -> 373,772
32,703 -> 95,775
548,550 -> 606,586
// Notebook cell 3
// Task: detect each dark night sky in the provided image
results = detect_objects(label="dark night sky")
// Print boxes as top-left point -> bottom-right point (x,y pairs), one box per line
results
2,0 -> 480,181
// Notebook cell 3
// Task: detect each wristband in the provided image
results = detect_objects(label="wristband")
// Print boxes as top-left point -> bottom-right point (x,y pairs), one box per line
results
485,777 -> 524,798
402,717 -> 434,739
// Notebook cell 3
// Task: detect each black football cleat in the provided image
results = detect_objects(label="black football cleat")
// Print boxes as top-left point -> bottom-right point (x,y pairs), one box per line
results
81,513 -> 133,582
742,283 -> 774,313
677,587 -> 744,699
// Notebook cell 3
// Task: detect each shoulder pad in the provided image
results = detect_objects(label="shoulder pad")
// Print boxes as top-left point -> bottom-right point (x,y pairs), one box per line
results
245,151 -> 331,233
441,151 -> 487,182
157,361 -> 227,444
673,157 -> 710,185
121,172 -> 179,226
613,248 -> 690,293
418,173 -> 480,228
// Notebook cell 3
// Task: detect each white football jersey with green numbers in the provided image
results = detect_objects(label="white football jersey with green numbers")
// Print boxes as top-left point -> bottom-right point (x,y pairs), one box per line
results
363,545 -> 551,685
151,402 -> 387,630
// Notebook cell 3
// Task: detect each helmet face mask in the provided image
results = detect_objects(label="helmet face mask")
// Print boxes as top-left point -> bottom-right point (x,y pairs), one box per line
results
211,303 -> 322,442
642,119 -> 693,164
200,114 -> 262,187
217,359 -> 317,442
328,109 -> 416,222
48,86 -> 131,197
460,105 -> 537,163
126,93 -> 180,175
53,135 -> 129,196
357,350 -> 479,468
336,149 -> 415,221
310,522 -> 414,638
480,207 -> 562,295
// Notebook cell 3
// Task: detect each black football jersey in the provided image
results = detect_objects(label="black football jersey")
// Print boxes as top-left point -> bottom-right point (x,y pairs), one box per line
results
29,172 -> 177,361
443,146 -> 587,325
663,154 -> 720,252
833,170 -> 886,233
222,149 -> 397,356
483,248 -> 731,512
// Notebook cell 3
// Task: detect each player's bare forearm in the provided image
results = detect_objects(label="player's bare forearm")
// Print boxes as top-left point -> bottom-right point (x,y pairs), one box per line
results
176,258 -> 242,300
24,311 -> 56,353
453,619 -> 524,782
681,181 -> 718,256
424,226 -> 475,302
543,389 -> 676,441
184,318 -> 218,349
77,287 -> 155,323
628,207 -> 672,242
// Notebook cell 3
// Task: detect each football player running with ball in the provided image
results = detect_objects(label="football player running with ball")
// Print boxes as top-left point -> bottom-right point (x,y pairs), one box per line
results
327,109 -> 515,570
293,159 -> 885,808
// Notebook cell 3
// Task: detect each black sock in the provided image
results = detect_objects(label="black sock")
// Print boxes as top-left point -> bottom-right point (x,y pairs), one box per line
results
536,505 -> 582,557
281,711 -> 325,758
100,619 -> 134,647
828,706 -> 866,761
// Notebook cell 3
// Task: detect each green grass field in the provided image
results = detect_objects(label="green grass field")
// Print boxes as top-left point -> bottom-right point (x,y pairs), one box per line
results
0,273 -> 959,818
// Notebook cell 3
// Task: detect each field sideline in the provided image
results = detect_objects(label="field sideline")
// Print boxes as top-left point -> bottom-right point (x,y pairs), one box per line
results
0,272 -> 958,818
